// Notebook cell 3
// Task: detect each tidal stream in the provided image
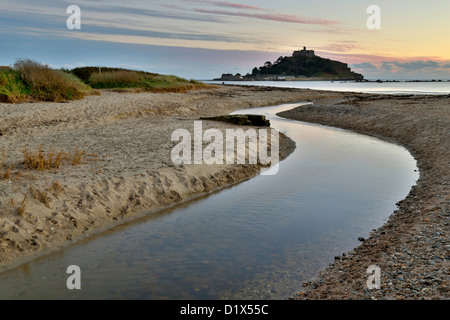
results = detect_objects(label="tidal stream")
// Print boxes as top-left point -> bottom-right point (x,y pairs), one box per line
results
0,103 -> 419,300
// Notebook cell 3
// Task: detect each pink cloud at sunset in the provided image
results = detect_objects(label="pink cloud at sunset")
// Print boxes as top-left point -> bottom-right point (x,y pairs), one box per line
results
194,8 -> 339,25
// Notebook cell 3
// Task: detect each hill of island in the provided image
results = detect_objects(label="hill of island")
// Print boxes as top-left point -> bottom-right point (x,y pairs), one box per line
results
215,47 -> 364,81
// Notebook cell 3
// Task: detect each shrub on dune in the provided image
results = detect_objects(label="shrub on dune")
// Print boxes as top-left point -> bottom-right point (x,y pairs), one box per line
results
13,59 -> 86,102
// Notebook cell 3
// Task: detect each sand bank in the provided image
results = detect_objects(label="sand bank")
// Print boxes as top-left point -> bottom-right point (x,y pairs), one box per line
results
0,85 -> 339,272
0,86 -> 447,301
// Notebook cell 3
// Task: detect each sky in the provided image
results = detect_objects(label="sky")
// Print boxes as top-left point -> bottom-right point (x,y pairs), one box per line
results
1,0 -> 449,80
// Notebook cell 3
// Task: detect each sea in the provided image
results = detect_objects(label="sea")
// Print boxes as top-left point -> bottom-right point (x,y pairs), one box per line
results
205,80 -> 450,95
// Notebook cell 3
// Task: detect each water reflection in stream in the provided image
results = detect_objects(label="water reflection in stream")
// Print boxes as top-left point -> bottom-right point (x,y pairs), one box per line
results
0,103 -> 418,300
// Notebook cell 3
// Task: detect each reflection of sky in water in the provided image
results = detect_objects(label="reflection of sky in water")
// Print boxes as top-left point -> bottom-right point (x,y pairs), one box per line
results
207,81 -> 450,95
0,103 -> 418,300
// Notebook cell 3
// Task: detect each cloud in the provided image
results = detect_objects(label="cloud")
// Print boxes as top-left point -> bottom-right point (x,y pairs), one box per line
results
183,0 -> 267,11
96,5 -> 225,23
81,25 -> 256,44
388,60 -> 450,71
159,4 -> 186,10
351,60 -> 450,79
375,60 -> 450,74
380,61 -> 394,73
319,42 -> 361,53
214,2 -> 267,10
351,62 -> 378,71
194,9 -> 338,25
318,50 -> 446,66
0,0 -> 226,25
50,30 -> 262,51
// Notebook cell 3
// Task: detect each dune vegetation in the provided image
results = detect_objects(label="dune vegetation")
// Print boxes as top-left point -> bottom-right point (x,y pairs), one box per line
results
0,59 -> 99,103
72,66 -> 210,93
0,60 -> 211,103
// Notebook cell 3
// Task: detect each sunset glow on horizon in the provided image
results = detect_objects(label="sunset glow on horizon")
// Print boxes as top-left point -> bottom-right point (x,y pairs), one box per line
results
1,0 -> 449,79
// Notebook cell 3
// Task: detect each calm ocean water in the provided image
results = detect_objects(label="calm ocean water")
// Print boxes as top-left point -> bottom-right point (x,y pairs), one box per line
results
205,80 -> 450,95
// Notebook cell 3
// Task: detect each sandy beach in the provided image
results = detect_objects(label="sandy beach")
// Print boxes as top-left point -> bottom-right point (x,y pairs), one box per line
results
279,92 -> 449,300
0,85 -> 448,300
0,85 -> 337,272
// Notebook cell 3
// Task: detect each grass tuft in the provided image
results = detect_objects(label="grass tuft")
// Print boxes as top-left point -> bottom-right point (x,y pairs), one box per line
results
29,185 -> 51,208
22,147 -> 89,171
49,181 -> 64,196
16,194 -> 28,216
1,150 -> 14,180
71,149 -> 85,166
23,148 -> 63,171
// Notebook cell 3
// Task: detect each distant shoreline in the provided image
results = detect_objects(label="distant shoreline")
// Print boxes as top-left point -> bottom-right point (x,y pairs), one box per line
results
209,79 -> 450,83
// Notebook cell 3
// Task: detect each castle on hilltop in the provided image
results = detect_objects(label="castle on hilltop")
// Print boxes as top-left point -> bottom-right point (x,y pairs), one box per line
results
293,46 -> 315,58
214,45 -> 365,81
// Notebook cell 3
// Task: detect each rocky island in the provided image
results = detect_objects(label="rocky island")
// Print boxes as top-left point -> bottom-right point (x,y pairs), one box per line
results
215,47 -> 364,81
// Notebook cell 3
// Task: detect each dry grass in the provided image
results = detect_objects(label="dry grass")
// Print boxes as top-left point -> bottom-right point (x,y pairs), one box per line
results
87,69 -> 214,93
89,70 -> 144,88
23,149 -> 63,171
49,181 -> 64,196
1,146 -> 95,217
1,150 -> 5,168
0,147 -> 98,188
22,147 -> 88,171
0,150 -> 13,180
2,60 -> 213,104
71,149 -> 85,166
16,194 -> 27,216
29,185 -> 50,208
2,165 -> 12,180
7,181 -> 63,215
10,59 -> 90,102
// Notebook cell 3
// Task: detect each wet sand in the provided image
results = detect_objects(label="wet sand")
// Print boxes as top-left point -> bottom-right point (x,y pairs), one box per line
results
279,93 -> 449,300
0,86 -> 448,300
